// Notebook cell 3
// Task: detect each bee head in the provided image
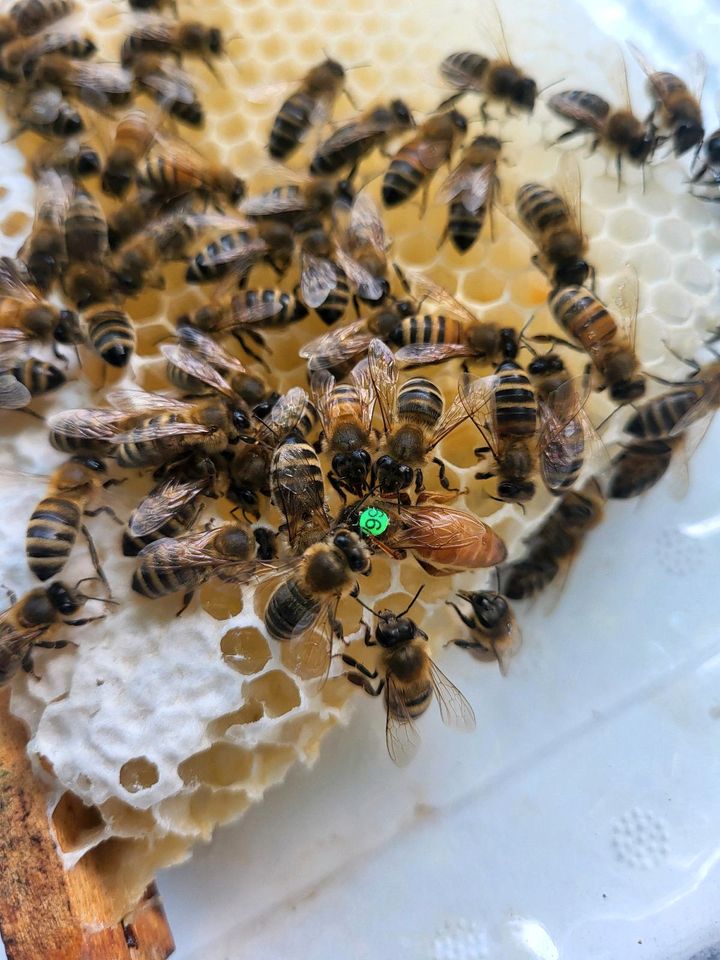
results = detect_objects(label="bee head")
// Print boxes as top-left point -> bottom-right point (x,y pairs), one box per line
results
457,590 -> 509,631
390,99 -> 414,127
46,582 -> 83,616
512,76 -> 537,111
527,352 -> 565,377
333,528 -> 371,573
76,146 -> 101,177
628,131 -> 654,163
54,309 -> 82,344
497,478 -> 535,502
375,613 -> 418,647
208,28 -> 223,55
554,259 -> 590,287
375,455 -> 413,494
674,120 -> 704,157
332,450 -> 371,493
707,130 -> 720,166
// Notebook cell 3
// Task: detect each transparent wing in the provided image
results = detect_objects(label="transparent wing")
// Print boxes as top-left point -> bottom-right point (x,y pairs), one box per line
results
106,387 -> 196,415
348,193 -> 389,254
211,295 -> 284,332
612,265 -> 639,352
138,525 -> 252,571
367,337 -> 399,433
416,140 -> 452,171
175,324 -> 247,374
112,421 -> 213,444
196,237 -> 266,270
130,476 -> 209,536
349,357 -> 376,432
265,385 -> 313,438
136,62 -> 198,105
667,389 -> 714,437
547,91 -> 609,131
309,368 -> 337,437
316,117 -> 398,152
300,251 -> 337,308
288,593 -> 338,684
429,659 -> 476,731
438,161 -> 496,214
270,442 -> 330,547
334,246 -> 386,302
47,407 -> 127,440
400,269 -> 476,325
0,373 -> 31,409
23,87 -> 64,124
385,673 -> 421,767
438,373 -> 497,447
0,256 -> 40,303
481,0 -> 513,62
129,17 -> 174,44
0,330 -> 31,351
160,344 -> 235,398
555,151 -> 583,238
241,190 -> 310,217
626,40 -> 656,81
439,56 -> 485,93
299,319 -> 373,370
396,342 -> 474,367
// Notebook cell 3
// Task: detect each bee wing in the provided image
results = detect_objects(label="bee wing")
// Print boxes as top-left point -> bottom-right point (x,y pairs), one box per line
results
160,344 -> 235,399
428,659 -> 476,731
334,246 -> 385,302
686,49 -> 707,105
210,295 -> 284,333
439,57 -> 484,93
317,117 -> 399,152
138,527 -> 256,576
0,329 -> 32,351
241,191 -> 310,217
0,373 -> 31,409
106,387 -> 196,415
396,342 -> 474,367
0,256 -> 41,302
611,265 -> 639,352
136,61 -> 197,105
198,237 -> 266,270
300,251 -> 337,308
112,421 -> 215,444
130,476 -> 208,536
175,324 -> 247,374
245,79 -> 297,105
547,91 -> 609,132
401,269 -> 477,326
299,320 -> 373,370
0,624 -> 49,652
667,390 -> 714,438
23,87 -> 64,124
437,373 -> 497,448
71,63 -> 132,111
538,400 -> 584,493
271,442 -> 330,545
417,140 -> 453,171
47,407 -> 127,440
129,17 -> 174,44
349,357 -> 376,432
384,673 -> 421,767
309,368 -> 337,436
349,193 -> 389,253
265,385 -> 313,436
481,0 -> 513,63
390,504 -> 492,554
626,40 -> 656,81
555,151 -> 584,238
437,161 -> 496,214
367,338 -> 399,433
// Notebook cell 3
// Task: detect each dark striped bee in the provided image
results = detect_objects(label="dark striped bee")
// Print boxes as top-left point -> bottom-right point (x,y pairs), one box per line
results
389,271 -> 517,369
270,440 -> 330,556
27,54 -> 133,110
0,256 -> 81,359
5,0 -> 74,40
297,224 -> 350,326
8,85 -> 84,138
437,133 -> 501,254
0,580 -> 105,688
312,359 -> 375,499
0,355 -> 65,404
500,482 -> 604,599
122,454 -> 221,556
368,338 -> 496,494
629,43 -> 705,157
623,359 -> 720,441
85,304 -> 135,369
131,53 -> 204,127
515,154 -> 592,287
547,271 -> 645,403
607,438 -> 680,500
446,589 -> 520,676
47,405 -> 128,458
25,457 -> 119,584
31,139 -> 101,179
382,110 -> 467,212
120,18 -> 227,74
267,58 -> 348,161
0,30 -> 95,81
132,522 -> 262,610
185,220 -> 294,286
342,588 -> 475,766
310,98 -> 414,177
17,168 -> 69,293
334,193 -> 390,303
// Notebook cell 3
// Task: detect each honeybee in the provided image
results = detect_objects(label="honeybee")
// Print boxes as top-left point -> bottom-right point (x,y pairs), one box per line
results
25,456 -> 119,584
436,133 -> 501,254
447,589 -> 521,676
547,271 -> 645,403
382,110 -> 467,211
61,185 -> 114,308
131,53 -> 204,127
1,355 -> 65,403
85,305 -> 135,369
48,405 -> 128,457
629,43 -> 705,157
297,224 -> 349,325
136,141 -> 245,206
0,256 -> 82,358
7,0 -> 75,38
623,359 -> 720,441
607,438 -> 680,500
132,522 -> 261,609
0,580 -> 105,688
270,440 -> 330,556
120,18 -> 228,73
349,498 -> 507,576
0,30 -> 95,81
342,588 -> 475,766
311,361 -> 374,500
28,54 -> 133,110
390,271 -> 517,369
185,220 -> 294,286
258,385 -> 317,448
8,85 -> 84,137
369,338 -> 496,494
122,454 -> 219,556
17,168 -> 68,293
501,482 -> 604,600
267,58 -> 348,161
31,138 -> 100,179
310,99 -> 414,177
101,108 -> 160,197
334,193 -> 390,303
515,154 -> 592,287
241,179 -> 338,230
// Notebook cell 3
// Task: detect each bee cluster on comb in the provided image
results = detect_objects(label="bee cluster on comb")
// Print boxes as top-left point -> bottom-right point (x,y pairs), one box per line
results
0,0 -> 717,918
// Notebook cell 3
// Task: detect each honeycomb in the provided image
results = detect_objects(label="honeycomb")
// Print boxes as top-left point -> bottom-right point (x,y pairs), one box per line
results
0,0 -> 717,923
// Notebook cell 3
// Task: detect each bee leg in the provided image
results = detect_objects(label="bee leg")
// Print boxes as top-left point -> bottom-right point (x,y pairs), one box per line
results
615,153 -> 623,192
1,586 -> 17,605
345,672 -> 384,696
437,92 -> 463,111
480,100 -> 491,125
21,650 -> 39,680
330,615 -> 344,641
175,591 -> 195,618
34,640 -> 70,649
85,505 -> 123,526
432,457 -> 456,491
342,655 -> 376,677
445,600 -> 476,631
447,638 -> 479,651
80,523 -> 109,590
63,615 -> 105,627
552,127 -> 583,146
327,472 -> 348,504
418,184 -> 430,218
414,468 -> 424,494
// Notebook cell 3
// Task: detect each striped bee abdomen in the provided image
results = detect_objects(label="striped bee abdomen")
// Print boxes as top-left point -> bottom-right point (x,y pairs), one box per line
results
26,495 -> 80,581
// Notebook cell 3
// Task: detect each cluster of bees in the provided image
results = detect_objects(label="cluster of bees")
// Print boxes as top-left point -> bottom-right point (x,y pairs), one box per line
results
0,0 -> 718,765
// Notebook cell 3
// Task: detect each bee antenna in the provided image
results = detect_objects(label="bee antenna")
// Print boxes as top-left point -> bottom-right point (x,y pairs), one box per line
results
398,584 -> 424,617
537,77 -> 566,97
74,577 -> 119,605
350,589 -> 378,618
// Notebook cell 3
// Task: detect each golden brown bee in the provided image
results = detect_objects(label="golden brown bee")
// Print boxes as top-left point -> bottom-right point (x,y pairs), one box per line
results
0,580 -> 105,688
623,359 -> 720,441
515,154 -> 592,287
28,55 -> 133,110
241,179 -> 338,230
382,109 -> 467,211
131,53 -> 204,127
8,85 -> 84,137
132,522 -> 261,609
501,482 -> 604,599
17,168 -> 68,293
185,220 -> 294,286
447,590 -> 521,676
61,185 -> 114,308
335,193 -> 390,303
0,256 -> 81,358
440,40 -> 537,115
0,30 -> 95,81
101,109 -> 160,197
120,18 -> 227,72
0,355 -> 66,405
349,498 -> 507,577
25,456 -> 119,583
547,273 -> 645,403
8,0 -> 75,38
607,438 -> 680,500
136,141 -> 245,206
629,43 -> 705,157
122,454 -> 220,556
312,361 -> 375,499
310,99 -> 414,177
268,58 -> 348,161
85,304 -> 135,369
369,338 -> 497,494
436,133 -> 501,254
31,138 -> 101,180
342,588 -> 475,765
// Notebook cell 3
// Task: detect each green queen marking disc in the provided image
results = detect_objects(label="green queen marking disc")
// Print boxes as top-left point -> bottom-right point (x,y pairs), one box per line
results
358,506 -> 389,537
